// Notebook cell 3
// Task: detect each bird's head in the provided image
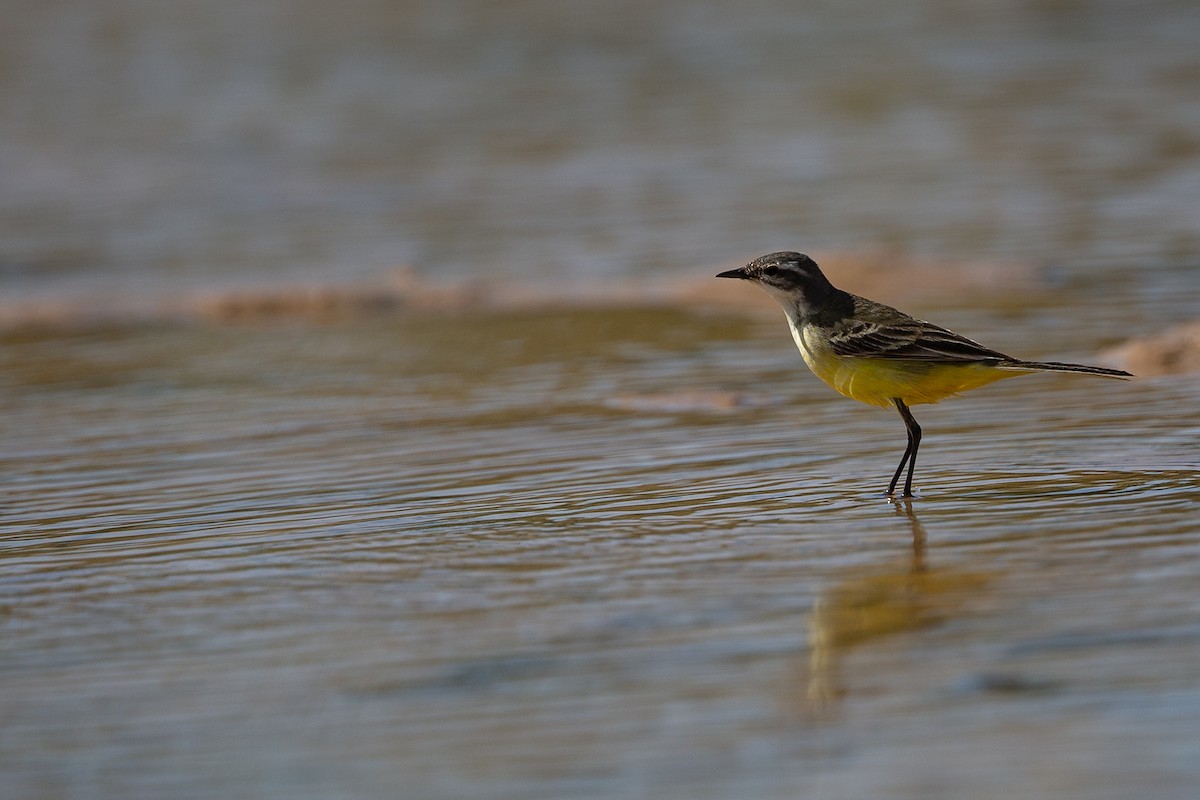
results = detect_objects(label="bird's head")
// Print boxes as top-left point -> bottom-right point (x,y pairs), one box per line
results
716,252 -> 837,311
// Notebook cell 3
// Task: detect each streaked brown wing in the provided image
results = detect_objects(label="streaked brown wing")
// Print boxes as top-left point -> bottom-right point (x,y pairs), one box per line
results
827,299 -> 1014,362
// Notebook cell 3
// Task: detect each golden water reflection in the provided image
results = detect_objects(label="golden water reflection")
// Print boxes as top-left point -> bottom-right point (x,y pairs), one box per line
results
799,502 -> 992,717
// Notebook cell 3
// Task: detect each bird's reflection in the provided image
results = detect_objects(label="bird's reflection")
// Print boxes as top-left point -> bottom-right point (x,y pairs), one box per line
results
795,500 -> 987,718
892,496 -> 927,572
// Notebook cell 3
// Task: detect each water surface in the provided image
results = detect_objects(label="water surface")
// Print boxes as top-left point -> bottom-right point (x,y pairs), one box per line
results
3,299 -> 1199,798
3,1 -> 1200,798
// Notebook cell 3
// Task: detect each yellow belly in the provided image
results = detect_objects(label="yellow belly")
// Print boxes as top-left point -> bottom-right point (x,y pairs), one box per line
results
790,320 -> 1025,409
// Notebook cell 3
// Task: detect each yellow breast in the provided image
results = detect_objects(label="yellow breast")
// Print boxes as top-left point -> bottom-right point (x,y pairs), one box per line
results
787,319 -> 1022,409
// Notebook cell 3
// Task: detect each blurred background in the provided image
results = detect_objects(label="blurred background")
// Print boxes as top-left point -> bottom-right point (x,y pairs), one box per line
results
4,0 -> 1200,300
3,2 -> 1200,799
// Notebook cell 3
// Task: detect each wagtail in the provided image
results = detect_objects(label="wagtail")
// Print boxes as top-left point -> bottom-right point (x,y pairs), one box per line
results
717,251 -> 1132,497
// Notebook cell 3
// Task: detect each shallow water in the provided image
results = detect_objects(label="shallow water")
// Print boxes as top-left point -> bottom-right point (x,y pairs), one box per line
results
4,1 -> 1200,798
3,294 -> 1200,799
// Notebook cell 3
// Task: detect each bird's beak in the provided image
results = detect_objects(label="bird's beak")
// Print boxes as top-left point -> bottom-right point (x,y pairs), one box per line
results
715,267 -> 749,280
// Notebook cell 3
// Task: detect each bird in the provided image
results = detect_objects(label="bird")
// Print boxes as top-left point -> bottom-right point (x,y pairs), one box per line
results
716,251 -> 1132,497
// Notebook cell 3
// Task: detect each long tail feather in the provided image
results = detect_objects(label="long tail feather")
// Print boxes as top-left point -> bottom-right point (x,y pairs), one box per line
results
1000,360 -> 1132,378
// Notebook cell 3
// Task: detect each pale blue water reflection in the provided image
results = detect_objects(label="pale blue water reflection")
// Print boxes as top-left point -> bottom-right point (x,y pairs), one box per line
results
2,304 -> 1198,798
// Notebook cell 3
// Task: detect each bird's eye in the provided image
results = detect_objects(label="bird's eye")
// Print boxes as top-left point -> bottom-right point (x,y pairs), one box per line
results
763,266 -> 779,277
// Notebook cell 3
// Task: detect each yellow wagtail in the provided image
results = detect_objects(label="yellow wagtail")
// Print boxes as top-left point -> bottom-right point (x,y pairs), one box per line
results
717,251 -> 1132,497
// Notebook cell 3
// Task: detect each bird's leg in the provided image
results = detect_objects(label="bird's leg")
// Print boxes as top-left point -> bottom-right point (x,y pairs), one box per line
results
886,399 -> 922,497
885,440 -> 912,497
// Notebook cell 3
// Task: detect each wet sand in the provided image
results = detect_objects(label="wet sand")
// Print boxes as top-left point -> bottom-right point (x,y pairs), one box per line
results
0,250 -> 1046,330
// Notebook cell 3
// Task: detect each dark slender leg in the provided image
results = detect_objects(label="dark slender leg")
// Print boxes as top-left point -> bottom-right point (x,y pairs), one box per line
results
886,398 -> 922,497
